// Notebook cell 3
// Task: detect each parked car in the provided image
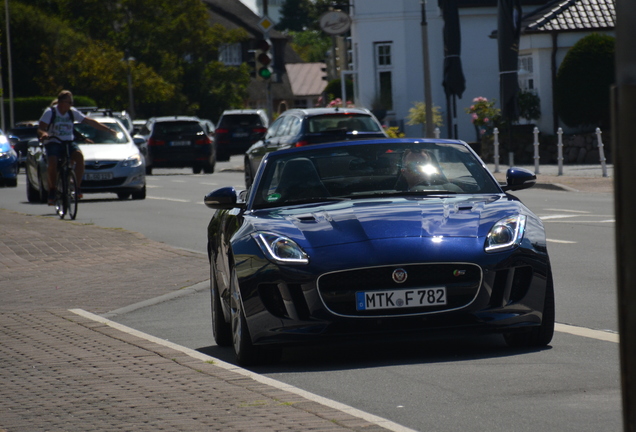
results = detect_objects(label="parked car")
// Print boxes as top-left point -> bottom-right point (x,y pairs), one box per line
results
204,138 -> 554,366
8,121 -> 39,168
0,133 -> 18,187
26,116 -> 146,202
243,107 -> 387,187
141,116 -> 216,175
215,109 -> 268,162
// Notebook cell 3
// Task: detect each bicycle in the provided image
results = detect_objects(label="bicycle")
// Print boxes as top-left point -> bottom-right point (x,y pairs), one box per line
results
48,137 -> 79,220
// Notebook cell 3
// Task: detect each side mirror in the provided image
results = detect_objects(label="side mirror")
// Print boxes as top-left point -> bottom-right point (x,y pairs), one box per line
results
502,167 -> 536,192
204,186 -> 245,210
133,136 -> 146,147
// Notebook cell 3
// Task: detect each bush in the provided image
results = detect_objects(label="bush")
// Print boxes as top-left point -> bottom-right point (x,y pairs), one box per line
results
555,33 -> 615,129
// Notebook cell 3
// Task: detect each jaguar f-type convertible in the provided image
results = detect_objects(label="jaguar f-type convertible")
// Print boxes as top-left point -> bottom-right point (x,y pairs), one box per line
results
205,138 -> 554,365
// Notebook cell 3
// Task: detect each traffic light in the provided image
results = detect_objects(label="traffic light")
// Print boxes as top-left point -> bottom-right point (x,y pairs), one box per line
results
255,38 -> 272,81
246,49 -> 256,77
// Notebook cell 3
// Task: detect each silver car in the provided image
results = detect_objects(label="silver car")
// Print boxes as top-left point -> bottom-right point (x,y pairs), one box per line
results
75,116 -> 146,200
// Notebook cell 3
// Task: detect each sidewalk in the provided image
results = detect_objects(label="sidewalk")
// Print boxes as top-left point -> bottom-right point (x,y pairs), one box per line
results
0,165 -> 613,431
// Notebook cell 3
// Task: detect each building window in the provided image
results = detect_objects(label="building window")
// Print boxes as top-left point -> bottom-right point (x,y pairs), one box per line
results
219,43 -> 242,66
518,54 -> 534,91
375,42 -> 393,111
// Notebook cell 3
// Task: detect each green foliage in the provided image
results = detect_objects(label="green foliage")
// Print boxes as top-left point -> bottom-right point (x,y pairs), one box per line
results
275,0 -> 313,32
324,79 -> 353,101
3,0 -> 251,123
288,30 -> 331,63
384,126 -> 405,138
406,102 -> 443,128
9,96 -> 97,123
555,33 -> 615,129
518,90 -> 541,121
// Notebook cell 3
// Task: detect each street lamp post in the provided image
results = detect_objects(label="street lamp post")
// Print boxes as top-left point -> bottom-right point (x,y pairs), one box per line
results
124,53 -> 135,120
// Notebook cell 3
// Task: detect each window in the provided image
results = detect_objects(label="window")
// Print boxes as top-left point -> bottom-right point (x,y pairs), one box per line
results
518,54 -> 534,91
219,43 -> 242,66
375,42 -> 393,110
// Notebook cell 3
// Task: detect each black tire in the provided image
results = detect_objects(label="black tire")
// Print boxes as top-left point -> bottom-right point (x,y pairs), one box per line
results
26,174 -> 41,202
504,268 -> 555,348
117,192 -> 131,200
203,162 -> 215,174
210,263 -> 232,347
145,165 -> 153,175
193,165 -> 202,174
229,266 -> 281,365
6,177 -> 17,187
67,171 -> 79,220
131,185 -> 146,200
55,176 -> 66,219
244,159 -> 253,188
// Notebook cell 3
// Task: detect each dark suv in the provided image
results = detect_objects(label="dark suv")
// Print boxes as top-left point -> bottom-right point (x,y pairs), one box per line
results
215,109 -> 269,161
243,107 -> 387,187
141,116 -> 215,175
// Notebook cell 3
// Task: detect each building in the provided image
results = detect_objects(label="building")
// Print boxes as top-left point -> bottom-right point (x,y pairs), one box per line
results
348,0 -> 615,141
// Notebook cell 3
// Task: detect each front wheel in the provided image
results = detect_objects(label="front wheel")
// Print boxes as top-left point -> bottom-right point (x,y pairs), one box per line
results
67,171 -> 79,220
504,268 -> 555,348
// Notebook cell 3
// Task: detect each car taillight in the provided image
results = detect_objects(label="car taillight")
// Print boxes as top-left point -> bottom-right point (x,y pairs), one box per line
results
295,140 -> 309,147
148,137 -> 165,146
195,137 -> 211,145
252,127 -> 267,134
215,128 -> 229,134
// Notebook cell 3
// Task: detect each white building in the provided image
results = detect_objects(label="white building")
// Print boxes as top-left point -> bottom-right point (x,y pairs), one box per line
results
349,0 -> 615,141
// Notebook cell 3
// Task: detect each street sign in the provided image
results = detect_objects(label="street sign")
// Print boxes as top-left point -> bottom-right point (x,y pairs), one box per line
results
258,16 -> 274,34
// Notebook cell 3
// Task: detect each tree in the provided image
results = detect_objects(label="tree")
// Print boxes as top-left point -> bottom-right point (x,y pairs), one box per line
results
554,33 -> 615,129
288,30 -> 330,63
276,0 -> 313,32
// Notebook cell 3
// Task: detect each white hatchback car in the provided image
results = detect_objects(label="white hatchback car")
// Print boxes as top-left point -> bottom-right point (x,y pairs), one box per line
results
75,116 -> 146,200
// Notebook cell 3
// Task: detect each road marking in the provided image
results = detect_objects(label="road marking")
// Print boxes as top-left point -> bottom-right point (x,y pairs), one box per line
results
147,196 -> 190,203
547,238 -> 577,244
555,323 -> 619,343
545,220 -> 615,224
544,208 -> 590,213
540,214 -> 579,220
70,309 -> 419,432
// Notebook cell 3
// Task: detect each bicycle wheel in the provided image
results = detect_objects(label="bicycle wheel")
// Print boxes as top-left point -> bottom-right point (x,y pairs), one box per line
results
67,170 -> 79,220
55,175 -> 66,219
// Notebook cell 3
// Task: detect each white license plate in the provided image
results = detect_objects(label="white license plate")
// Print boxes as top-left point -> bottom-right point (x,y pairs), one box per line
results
233,132 -> 248,138
356,287 -> 447,311
170,140 -> 191,146
84,172 -> 113,181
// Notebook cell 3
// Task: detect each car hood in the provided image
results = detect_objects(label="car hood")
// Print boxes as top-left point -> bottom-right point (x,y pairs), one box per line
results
79,143 -> 139,161
247,195 -> 527,248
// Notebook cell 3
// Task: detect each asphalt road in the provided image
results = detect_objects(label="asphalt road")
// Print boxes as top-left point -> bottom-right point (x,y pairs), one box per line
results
1,161 -> 621,431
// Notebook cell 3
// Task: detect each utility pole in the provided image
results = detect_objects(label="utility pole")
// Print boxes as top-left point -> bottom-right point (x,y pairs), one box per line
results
421,1 -> 434,138
4,0 -> 12,128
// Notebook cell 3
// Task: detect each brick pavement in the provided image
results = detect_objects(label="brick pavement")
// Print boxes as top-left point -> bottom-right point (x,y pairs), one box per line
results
0,208 -> 403,432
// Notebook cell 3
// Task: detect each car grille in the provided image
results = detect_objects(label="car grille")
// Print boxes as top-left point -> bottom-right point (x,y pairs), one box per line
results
317,263 -> 482,317
85,162 -> 117,170
82,177 -> 127,187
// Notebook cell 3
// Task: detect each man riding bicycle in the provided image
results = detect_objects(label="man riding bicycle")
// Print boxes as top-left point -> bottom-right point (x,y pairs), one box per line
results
37,90 -> 116,205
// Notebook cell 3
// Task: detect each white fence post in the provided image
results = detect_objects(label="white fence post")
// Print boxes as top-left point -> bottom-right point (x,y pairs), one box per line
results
533,126 -> 540,174
596,127 -> 608,178
434,127 -> 440,139
557,127 -> 564,176
493,127 -> 500,173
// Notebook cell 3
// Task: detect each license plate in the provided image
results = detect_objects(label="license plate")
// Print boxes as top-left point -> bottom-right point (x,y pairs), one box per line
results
84,172 -> 113,181
233,132 -> 248,138
356,287 -> 447,311
170,140 -> 191,146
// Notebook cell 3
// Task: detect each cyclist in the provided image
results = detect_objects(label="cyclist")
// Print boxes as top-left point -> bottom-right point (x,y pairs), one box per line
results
37,90 -> 116,205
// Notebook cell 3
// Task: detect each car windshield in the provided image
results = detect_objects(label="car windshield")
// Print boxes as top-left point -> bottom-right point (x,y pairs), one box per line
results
75,121 -> 129,144
152,121 -> 204,137
307,114 -> 382,133
251,141 -> 502,209
218,114 -> 263,128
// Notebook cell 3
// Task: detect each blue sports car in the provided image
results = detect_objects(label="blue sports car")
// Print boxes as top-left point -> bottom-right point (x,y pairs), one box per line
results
205,138 -> 554,365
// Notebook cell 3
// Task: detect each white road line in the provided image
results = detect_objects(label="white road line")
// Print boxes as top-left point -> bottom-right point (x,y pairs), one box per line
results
69,309 -> 419,432
547,238 -> 577,244
555,323 -> 619,343
540,214 -> 579,220
147,196 -> 190,203
544,208 -> 590,214
544,220 -> 615,224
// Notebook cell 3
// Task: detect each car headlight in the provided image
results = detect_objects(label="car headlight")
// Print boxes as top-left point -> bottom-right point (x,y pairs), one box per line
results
121,154 -> 142,168
253,232 -> 309,265
485,215 -> 526,252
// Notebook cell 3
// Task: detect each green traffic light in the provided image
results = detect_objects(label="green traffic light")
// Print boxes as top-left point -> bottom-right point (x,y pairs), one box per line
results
258,67 -> 272,80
